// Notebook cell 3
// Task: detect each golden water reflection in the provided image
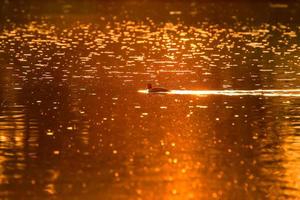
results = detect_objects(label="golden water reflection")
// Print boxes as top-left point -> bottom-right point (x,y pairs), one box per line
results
2,94 -> 299,199
1,0 -> 300,199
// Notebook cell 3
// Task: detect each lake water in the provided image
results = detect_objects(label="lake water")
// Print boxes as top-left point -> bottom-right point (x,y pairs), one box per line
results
1,1 -> 300,199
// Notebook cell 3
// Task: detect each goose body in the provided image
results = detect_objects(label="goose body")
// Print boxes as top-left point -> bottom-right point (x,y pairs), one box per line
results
147,84 -> 169,93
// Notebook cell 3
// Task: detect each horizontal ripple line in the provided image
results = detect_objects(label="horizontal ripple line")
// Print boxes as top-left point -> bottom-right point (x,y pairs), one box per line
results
138,89 -> 300,97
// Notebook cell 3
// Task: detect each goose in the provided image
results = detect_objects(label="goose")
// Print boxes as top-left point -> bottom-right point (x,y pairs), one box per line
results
147,83 -> 169,93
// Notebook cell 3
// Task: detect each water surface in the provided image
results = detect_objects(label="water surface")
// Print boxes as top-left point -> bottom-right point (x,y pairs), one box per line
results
1,1 -> 300,199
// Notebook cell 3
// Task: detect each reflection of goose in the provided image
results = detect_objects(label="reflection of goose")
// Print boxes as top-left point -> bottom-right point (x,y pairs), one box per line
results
147,84 -> 169,93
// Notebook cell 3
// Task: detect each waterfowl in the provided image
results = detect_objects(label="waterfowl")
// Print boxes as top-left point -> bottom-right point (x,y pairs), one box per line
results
147,84 -> 169,93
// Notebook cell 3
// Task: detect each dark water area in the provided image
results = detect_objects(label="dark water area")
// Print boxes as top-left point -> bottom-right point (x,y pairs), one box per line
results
1,0 -> 300,199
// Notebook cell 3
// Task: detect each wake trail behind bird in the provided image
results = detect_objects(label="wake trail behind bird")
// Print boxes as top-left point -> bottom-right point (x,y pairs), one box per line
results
138,89 -> 300,97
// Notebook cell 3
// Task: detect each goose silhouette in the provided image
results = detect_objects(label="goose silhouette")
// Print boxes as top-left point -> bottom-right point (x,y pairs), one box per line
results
147,84 -> 169,93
